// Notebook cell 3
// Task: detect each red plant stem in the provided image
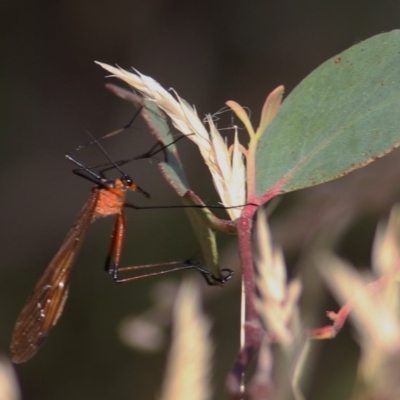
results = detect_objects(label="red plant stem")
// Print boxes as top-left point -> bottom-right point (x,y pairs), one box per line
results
226,202 -> 264,397
309,267 -> 400,339
237,204 -> 259,321
227,186 -> 283,396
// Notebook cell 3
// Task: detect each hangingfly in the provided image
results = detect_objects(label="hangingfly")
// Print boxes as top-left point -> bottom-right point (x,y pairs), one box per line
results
10,133 -> 232,364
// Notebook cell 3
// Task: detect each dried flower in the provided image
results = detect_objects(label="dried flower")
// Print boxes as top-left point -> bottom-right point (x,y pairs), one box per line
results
96,62 -> 246,219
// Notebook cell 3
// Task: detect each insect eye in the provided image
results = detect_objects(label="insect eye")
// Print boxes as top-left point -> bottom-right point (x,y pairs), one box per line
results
121,175 -> 134,187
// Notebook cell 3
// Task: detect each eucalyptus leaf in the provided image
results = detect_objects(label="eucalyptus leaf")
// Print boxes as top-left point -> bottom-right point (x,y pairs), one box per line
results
256,30 -> 400,197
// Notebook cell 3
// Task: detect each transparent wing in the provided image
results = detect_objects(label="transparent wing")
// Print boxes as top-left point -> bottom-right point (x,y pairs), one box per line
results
10,191 -> 99,363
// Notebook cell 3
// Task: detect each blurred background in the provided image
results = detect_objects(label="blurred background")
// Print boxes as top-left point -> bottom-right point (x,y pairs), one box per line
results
2,1 -> 400,399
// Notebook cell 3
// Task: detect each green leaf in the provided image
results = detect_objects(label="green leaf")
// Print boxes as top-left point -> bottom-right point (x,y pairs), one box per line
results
139,99 -> 190,195
256,30 -> 400,197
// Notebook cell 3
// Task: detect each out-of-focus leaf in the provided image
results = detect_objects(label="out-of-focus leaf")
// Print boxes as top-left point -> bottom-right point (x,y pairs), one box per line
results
160,280 -> 212,400
0,357 -> 20,400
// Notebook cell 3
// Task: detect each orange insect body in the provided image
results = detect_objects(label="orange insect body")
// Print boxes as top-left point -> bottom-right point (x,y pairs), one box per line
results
94,179 -> 129,218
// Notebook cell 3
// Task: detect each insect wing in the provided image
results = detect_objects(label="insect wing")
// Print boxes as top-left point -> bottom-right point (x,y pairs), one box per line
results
10,192 -> 98,363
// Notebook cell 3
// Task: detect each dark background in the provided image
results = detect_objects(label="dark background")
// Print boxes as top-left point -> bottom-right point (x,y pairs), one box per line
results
2,1 -> 400,399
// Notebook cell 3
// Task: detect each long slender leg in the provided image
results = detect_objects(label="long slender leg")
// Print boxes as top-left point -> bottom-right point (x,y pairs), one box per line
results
105,213 -> 123,273
81,134 -> 189,176
96,134 -> 188,176
104,213 -> 193,282
114,260 -> 233,285
66,108 -> 143,156
105,209 -> 234,286
105,212 -> 126,279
